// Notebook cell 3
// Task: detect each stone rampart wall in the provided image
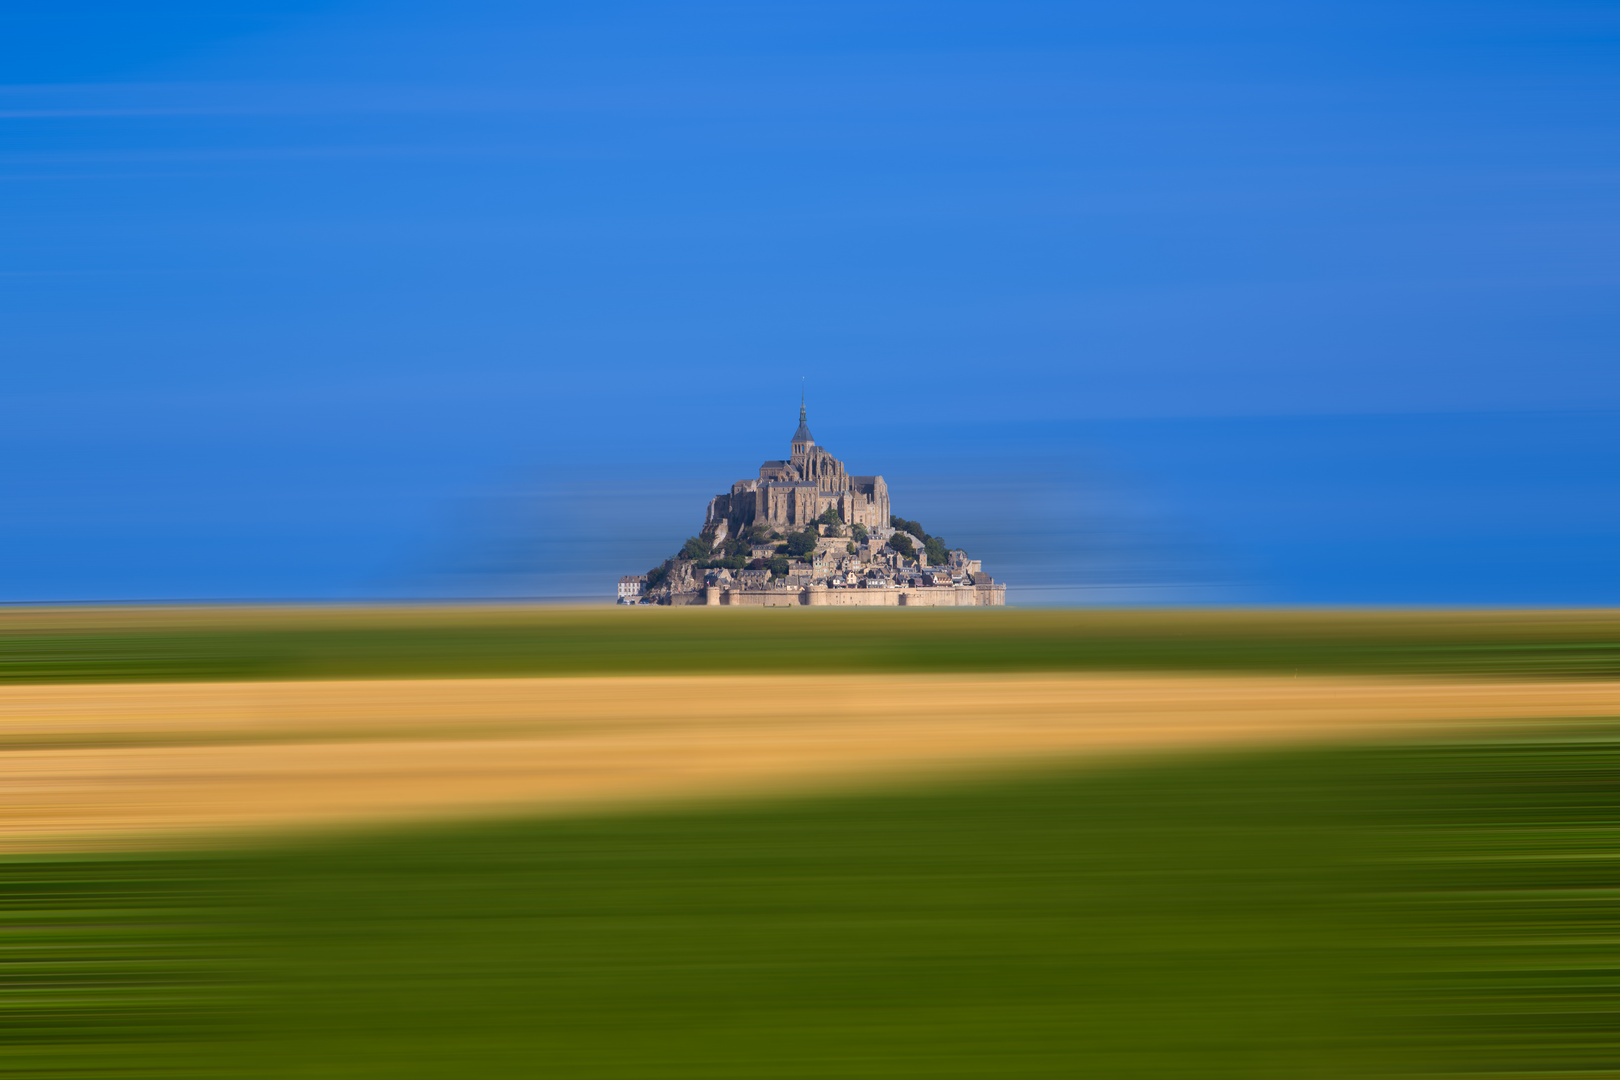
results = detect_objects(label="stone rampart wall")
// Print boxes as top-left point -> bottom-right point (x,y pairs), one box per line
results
704,584 -> 1005,607
720,589 -> 807,608
891,585 -> 1005,607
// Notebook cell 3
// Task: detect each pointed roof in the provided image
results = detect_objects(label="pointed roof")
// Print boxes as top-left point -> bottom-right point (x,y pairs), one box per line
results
791,394 -> 814,446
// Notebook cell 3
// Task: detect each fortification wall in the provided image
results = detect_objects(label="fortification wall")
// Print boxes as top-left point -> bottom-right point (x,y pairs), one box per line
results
704,585 -> 1005,607
889,585 -> 1005,607
720,589 -> 806,608
805,588 -> 899,607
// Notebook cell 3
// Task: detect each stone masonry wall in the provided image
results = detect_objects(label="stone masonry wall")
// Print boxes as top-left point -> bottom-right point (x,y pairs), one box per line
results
710,584 -> 1005,607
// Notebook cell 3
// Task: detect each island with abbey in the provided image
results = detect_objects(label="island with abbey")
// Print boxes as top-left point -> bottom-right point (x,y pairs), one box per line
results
619,404 -> 1005,606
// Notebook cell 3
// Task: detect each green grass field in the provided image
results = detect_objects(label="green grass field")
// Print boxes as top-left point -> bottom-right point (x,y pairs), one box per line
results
2,605 -> 1618,682
6,728 -> 1617,1079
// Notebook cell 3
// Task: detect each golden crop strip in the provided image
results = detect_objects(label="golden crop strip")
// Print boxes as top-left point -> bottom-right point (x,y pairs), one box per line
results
2,673 -> 1615,852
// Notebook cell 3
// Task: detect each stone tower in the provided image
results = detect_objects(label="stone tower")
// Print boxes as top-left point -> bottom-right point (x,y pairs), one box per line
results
790,395 -> 814,468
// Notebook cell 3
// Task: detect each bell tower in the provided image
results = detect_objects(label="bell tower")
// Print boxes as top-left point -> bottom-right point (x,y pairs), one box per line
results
790,391 -> 815,464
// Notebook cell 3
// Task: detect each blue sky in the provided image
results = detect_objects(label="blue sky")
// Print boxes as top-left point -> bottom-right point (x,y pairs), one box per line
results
4,0 -> 1617,602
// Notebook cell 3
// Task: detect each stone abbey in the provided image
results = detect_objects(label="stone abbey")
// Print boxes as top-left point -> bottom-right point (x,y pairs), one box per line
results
703,401 -> 891,536
620,403 -> 1005,607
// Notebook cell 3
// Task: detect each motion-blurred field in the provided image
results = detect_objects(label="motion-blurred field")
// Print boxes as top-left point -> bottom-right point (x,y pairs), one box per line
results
3,605 -> 1618,682
2,607 -> 1616,1079
5,673 -> 1619,852
7,732 -> 1618,1079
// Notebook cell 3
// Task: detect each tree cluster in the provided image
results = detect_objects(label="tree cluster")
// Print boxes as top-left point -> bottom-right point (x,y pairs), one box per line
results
673,530 -> 758,571
644,560 -> 672,590
703,533 -> 756,570
782,527 -> 818,558
890,516 -> 927,540
887,515 -> 952,566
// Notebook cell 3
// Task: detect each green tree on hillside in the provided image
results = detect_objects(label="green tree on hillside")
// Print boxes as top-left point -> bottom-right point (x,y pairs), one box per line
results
890,515 -> 928,540
887,515 -> 949,564
784,529 -> 818,558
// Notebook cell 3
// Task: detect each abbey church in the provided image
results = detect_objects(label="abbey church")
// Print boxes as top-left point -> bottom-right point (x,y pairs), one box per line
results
703,402 -> 890,535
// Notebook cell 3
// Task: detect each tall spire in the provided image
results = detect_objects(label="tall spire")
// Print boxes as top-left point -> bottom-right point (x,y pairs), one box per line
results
791,383 -> 815,448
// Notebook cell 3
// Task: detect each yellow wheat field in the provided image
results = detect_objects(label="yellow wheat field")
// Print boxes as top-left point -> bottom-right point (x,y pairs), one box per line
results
2,673 -> 1616,852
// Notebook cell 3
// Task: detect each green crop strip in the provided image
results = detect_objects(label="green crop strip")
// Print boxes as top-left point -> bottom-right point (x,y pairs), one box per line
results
1,606 -> 1617,683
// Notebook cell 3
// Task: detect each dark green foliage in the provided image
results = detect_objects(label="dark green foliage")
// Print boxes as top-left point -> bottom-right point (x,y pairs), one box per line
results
817,506 -> 842,526
749,524 -> 771,544
847,542 -> 858,555
851,523 -> 869,543
643,561 -> 671,591
767,556 -> 790,577
15,730 -> 1620,1077
679,536 -> 712,562
888,516 -> 946,563
746,558 -> 766,571
890,515 -> 928,540
888,532 -> 916,559
783,529 -> 818,558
